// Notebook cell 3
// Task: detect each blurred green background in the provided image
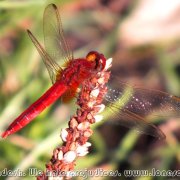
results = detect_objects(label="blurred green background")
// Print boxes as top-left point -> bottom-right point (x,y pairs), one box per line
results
0,0 -> 180,179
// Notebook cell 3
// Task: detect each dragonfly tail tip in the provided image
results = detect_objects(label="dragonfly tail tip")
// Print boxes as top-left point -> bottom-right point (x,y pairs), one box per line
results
1,131 -> 8,139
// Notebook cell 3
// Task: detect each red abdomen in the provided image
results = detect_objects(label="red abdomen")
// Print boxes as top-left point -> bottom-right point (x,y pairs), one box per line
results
1,81 -> 68,138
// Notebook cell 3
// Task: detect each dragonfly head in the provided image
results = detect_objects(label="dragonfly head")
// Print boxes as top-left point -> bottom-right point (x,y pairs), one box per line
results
86,51 -> 106,71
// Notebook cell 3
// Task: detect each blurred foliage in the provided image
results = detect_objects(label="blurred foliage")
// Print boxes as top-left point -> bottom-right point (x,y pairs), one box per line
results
0,0 -> 179,180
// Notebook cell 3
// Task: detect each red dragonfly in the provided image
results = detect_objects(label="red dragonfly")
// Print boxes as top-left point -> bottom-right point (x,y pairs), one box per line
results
1,4 -> 180,139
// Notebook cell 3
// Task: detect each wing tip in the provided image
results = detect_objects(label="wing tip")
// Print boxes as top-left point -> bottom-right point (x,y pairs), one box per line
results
52,3 -> 57,9
27,29 -> 32,36
47,3 -> 57,10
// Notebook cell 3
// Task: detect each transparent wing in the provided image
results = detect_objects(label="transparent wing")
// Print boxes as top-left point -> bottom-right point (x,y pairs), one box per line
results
104,76 -> 180,139
43,4 -> 73,65
107,105 -> 166,139
27,30 -> 61,84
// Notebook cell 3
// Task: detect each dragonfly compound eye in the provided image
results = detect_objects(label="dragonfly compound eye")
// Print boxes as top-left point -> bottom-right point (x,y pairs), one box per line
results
86,51 -> 106,71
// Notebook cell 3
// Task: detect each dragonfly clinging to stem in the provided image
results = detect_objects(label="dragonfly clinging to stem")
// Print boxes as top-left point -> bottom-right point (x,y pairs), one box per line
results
1,4 -> 180,140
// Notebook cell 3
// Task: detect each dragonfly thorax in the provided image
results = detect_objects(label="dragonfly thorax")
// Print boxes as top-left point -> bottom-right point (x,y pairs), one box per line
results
60,59 -> 96,86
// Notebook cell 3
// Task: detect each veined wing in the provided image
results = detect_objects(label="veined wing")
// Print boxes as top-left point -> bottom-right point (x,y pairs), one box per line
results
106,105 -> 166,139
27,4 -> 73,84
104,76 -> 180,139
27,30 -> 61,84
43,4 -> 73,67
